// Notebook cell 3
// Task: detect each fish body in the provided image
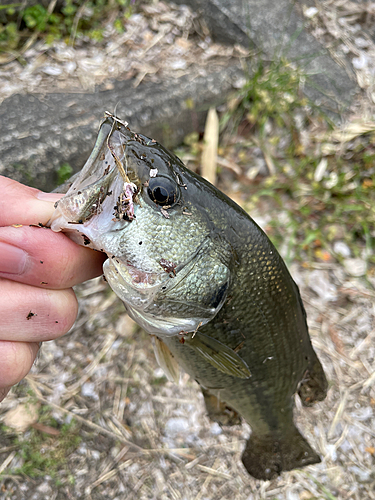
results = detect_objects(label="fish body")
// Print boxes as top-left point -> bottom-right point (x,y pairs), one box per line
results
50,114 -> 327,480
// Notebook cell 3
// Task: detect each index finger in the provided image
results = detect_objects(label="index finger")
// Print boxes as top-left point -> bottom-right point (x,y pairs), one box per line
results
0,176 -> 62,227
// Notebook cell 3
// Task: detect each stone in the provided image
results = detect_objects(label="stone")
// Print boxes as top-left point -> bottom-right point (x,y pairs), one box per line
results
343,258 -> 367,277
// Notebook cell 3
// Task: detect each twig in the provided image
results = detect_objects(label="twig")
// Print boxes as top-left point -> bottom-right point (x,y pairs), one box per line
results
344,414 -> 375,438
69,0 -> 89,46
106,414 -> 132,439
143,26 -> 169,54
216,156 -> 242,176
201,107 -> 219,185
362,370 -> 375,390
0,451 -> 17,475
328,390 -> 348,439
194,459 -> 229,500
349,330 -> 375,358
25,379 -> 145,453
114,344 -> 135,421
0,446 -> 18,455
61,332 -> 117,400
99,445 -> 129,479
195,464 -> 232,480
89,459 -> 133,491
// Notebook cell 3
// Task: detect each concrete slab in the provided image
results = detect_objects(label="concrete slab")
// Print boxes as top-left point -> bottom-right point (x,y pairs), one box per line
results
173,0 -> 358,113
0,0 -> 360,191
0,63 -> 243,191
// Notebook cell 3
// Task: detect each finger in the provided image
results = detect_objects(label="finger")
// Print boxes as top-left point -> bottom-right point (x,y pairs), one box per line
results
0,225 -> 106,289
0,279 -> 78,342
0,176 -> 62,226
0,341 -> 39,396
0,387 -> 11,402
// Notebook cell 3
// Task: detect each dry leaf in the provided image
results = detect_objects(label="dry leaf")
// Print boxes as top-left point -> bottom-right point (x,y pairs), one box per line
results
31,423 -> 61,436
328,325 -> 345,355
201,107 -> 219,185
331,121 -> 375,143
314,158 -> 328,182
3,403 -> 39,432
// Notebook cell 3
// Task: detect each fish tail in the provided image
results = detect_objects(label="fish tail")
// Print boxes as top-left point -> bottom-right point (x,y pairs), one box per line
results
298,355 -> 328,407
241,427 -> 320,480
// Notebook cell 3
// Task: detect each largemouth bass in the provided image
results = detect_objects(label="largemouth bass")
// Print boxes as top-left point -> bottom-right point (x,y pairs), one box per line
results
49,113 -> 328,480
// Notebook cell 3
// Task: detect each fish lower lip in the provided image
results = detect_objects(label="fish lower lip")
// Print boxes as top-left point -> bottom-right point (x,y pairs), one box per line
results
114,237 -> 212,290
126,263 -> 159,285
111,258 -> 165,288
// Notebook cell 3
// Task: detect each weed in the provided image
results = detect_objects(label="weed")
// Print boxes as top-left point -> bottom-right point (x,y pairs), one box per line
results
56,162 -> 73,185
217,56 -> 374,269
151,375 -> 167,386
221,58 -> 312,138
0,0 -> 135,51
305,473 -> 339,500
254,142 -> 375,266
2,405 -> 81,482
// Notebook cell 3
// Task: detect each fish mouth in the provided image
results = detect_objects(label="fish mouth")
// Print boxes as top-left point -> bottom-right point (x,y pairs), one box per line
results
104,235 -> 224,328
125,262 -> 159,286
104,258 -> 167,314
109,234 -> 212,292
65,112 -> 152,194
49,113 -> 152,233
104,257 -> 216,337
104,112 -> 153,187
110,258 -> 167,289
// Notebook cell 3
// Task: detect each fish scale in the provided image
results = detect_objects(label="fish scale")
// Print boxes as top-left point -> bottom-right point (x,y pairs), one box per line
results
49,114 -> 328,481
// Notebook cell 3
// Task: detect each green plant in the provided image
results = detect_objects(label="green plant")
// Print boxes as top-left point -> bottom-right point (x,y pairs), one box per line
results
2,406 -> 81,481
56,162 -> 73,185
257,147 -> 375,265
0,0 -> 135,52
221,58 -> 312,137
23,4 -> 59,32
219,56 -> 373,270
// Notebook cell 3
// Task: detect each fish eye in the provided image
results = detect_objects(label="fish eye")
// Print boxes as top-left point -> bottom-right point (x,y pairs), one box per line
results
147,176 -> 179,206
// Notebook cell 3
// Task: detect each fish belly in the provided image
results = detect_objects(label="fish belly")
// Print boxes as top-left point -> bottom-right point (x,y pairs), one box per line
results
163,331 -> 326,480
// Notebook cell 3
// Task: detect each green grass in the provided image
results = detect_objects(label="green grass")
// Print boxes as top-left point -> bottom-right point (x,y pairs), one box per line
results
56,162 -> 73,185
0,0 -> 135,52
1,404 -> 81,482
221,57 -> 325,137
218,57 -> 374,271
151,375 -> 168,386
177,56 -> 374,274
252,152 -> 375,265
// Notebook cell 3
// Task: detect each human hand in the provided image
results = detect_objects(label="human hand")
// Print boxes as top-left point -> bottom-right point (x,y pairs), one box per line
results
0,176 -> 106,401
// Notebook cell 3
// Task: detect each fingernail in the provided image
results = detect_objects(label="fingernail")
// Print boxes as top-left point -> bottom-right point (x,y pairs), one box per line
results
37,192 -> 64,202
0,241 -> 28,274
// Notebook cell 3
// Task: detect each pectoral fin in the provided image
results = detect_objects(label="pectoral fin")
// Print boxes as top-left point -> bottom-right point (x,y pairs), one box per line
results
151,335 -> 180,384
186,333 -> 251,379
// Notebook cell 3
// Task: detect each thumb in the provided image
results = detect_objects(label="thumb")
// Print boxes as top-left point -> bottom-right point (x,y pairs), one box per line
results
0,176 -> 62,227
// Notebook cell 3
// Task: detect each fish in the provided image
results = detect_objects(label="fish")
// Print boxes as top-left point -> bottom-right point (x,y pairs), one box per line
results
49,112 -> 328,480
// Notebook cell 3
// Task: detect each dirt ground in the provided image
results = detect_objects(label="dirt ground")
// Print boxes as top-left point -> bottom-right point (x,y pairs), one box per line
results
0,1 -> 375,499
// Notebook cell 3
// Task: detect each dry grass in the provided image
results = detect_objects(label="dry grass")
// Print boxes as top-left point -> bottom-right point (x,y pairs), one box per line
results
0,203 -> 374,499
0,1 -> 244,104
0,1 -> 375,498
